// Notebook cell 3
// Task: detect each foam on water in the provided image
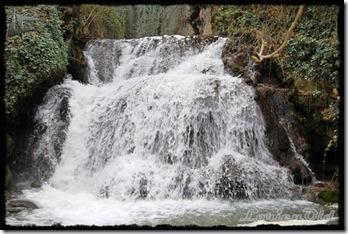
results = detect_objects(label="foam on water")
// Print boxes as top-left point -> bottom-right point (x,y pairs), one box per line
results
8,185 -> 337,226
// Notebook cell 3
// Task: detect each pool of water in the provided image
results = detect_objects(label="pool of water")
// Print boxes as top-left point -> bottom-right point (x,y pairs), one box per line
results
6,185 -> 338,227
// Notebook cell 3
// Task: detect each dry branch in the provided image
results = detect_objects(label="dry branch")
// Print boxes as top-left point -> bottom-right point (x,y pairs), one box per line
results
255,5 -> 304,62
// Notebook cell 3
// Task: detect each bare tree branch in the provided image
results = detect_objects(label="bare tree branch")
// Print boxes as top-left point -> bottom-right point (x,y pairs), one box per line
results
256,5 -> 304,62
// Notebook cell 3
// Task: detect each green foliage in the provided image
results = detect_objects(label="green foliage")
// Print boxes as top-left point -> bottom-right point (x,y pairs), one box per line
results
5,6 -> 68,117
283,6 -> 339,152
213,5 -> 339,89
76,5 -> 125,39
213,6 -> 260,46
213,5 -> 298,53
213,5 -> 340,152
284,6 -> 339,87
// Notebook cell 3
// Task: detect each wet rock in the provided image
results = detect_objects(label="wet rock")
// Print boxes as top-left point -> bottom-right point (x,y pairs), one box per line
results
222,42 -> 265,86
312,180 -> 327,187
7,199 -> 39,213
255,85 -> 313,185
253,60 -> 292,87
67,39 -> 86,82
221,47 -> 254,85
10,84 -> 72,186
215,159 -> 248,199
290,160 -> 313,185
290,185 -> 317,202
188,5 -> 218,36
139,177 -> 148,199
291,182 -> 339,204
221,52 -> 312,184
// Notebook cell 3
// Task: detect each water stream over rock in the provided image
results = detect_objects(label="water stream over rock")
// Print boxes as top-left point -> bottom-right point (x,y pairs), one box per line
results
6,36 -> 337,226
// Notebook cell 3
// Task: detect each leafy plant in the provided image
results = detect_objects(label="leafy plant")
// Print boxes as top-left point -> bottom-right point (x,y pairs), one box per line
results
213,5 -> 340,154
75,4 -> 125,39
5,6 -> 68,119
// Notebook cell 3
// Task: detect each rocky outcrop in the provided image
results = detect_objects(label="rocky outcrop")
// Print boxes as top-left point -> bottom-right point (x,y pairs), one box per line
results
60,5 -> 126,82
115,5 -> 218,38
254,84 -> 313,185
213,5 -> 340,181
189,5 -> 220,36
291,79 -> 339,180
66,38 -> 86,83
5,6 -> 68,189
10,84 -> 72,187
291,181 -> 339,204
6,199 -> 39,214
115,5 -> 194,38
6,191 -> 39,214
221,43 -> 314,185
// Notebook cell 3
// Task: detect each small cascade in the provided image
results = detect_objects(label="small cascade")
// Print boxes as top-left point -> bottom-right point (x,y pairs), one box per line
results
283,127 -> 316,181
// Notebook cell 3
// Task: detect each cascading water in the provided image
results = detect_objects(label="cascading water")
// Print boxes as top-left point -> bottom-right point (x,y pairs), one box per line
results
6,36 -> 338,226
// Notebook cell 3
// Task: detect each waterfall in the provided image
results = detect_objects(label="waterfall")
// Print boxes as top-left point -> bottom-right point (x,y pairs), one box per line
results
27,35 -> 294,201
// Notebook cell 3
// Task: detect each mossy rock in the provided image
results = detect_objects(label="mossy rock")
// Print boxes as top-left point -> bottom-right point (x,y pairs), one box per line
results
318,188 -> 339,203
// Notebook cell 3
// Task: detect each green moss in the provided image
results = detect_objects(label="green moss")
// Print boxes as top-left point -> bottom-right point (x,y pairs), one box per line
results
318,188 -> 339,203
5,5 -> 68,119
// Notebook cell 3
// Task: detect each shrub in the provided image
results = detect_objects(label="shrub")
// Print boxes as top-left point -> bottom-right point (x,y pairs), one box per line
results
75,4 -> 125,39
213,5 -> 340,152
5,5 -> 68,118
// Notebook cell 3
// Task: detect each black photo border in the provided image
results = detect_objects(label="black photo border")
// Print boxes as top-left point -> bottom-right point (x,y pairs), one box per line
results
0,0 -> 345,230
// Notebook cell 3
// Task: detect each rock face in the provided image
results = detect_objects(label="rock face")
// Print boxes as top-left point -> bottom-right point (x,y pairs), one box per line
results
114,5 -> 217,38
117,5 -> 194,38
67,38 -> 87,83
255,85 -> 313,185
10,83 -> 72,186
5,6 -> 68,190
221,44 -> 314,185
7,199 -> 39,213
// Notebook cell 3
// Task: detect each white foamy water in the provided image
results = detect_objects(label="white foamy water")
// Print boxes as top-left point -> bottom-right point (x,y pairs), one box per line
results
6,35 -> 337,226
7,185 -> 337,226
